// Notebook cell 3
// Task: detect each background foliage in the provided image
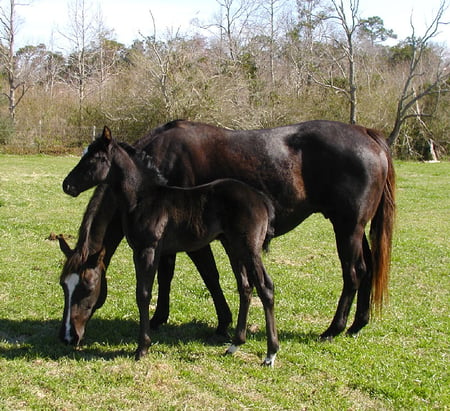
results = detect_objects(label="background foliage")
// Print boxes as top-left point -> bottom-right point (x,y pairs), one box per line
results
0,0 -> 449,159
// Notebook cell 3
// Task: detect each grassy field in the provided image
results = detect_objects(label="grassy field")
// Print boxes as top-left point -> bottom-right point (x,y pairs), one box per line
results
0,155 -> 448,410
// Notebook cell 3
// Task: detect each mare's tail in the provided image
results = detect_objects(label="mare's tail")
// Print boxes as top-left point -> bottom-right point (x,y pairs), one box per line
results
367,129 -> 396,314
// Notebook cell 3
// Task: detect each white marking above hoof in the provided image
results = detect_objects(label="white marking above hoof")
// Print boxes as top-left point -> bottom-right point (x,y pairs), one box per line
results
262,353 -> 276,367
225,344 -> 239,355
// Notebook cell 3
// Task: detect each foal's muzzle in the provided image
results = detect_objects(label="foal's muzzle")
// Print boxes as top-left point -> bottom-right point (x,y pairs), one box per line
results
62,180 -> 80,197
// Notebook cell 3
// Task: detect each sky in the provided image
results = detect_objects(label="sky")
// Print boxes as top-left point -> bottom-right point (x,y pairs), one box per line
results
12,0 -> 450,51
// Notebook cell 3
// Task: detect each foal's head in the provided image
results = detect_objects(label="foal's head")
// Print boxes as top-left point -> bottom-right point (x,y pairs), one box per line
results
63,126 -> 114,197
58,236 -> 107,346
63,126 -> 167,197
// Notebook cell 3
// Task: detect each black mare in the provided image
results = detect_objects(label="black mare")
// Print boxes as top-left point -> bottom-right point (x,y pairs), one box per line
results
61,127 -> 278,364
61,119 -> 395,351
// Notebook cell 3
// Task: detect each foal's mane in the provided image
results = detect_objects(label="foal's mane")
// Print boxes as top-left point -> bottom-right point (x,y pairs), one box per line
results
117,142 -> 168,186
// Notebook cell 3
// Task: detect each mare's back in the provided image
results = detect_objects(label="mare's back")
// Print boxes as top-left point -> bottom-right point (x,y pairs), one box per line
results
133,121 -> 292,187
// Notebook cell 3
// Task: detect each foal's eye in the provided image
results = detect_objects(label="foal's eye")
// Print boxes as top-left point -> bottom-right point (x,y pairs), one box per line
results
94,154 -> 107,163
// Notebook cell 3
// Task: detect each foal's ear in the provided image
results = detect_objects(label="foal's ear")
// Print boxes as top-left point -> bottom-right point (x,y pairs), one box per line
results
102,126 -> 112,143
58,235 -> 74,258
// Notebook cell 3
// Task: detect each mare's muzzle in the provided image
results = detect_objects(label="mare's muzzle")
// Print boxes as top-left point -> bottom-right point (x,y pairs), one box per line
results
59,322 -> 81,346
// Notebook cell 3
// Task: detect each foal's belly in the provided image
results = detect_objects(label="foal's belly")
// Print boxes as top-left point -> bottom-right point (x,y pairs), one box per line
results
160,224 -> 223,254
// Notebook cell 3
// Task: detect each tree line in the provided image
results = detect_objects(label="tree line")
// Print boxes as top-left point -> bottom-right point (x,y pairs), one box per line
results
0,0 -> 449,159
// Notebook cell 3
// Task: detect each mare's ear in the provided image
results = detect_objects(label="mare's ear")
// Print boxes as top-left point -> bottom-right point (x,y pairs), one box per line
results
86,247 -> 106,267
102,126 -> 112,144
58,235 -> 74,258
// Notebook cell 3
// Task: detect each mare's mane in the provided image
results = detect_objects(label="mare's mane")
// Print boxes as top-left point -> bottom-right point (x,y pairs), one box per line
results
60,250 -> 89,281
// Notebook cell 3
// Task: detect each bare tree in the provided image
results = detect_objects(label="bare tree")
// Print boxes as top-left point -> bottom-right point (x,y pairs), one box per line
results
388,1 -> 450,147
91,8 -> 123,106
259,0 -> 287,84
291,0 -> 362,122
201,0 -> 259,62
328,0 -> 361,124
0,0 -> 30,122
137,10 -> 175,117
296,0 -> 329,52
61,0 -> 96,122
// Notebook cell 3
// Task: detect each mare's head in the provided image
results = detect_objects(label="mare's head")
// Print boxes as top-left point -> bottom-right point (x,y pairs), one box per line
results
58,236 -> 107,346
63,126 -> 114,197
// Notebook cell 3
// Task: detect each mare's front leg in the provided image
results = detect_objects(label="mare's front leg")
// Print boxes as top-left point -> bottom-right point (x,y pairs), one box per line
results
188,246 -> 232,336
134,247 -> 159,360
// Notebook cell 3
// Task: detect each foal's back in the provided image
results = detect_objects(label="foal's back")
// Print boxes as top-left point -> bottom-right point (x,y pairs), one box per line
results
133,178 -> 275,255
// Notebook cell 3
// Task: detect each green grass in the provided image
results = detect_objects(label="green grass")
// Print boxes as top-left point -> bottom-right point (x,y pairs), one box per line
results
0,155 -> 449,410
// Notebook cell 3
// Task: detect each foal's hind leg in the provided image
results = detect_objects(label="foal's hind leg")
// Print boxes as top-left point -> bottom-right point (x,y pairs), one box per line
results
347,233 -> 372,336
225,252 -> 279,366
320,224 -> 366,341
251,259 -> 279,367
224,259 -> 253,355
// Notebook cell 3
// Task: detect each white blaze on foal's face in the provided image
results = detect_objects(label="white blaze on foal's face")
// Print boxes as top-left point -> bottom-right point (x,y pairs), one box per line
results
63,273 -> 80,342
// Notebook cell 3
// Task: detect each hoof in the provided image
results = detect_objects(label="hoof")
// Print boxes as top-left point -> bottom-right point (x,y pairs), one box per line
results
215,325 -> 231,339
134,347 -> 148,361
346,322 -> 366,336
224,344 -> 239,356
208,333 -> 229,346
262,353 -> 276,367
346,329 -> 360,338
319,333 -> 334,342
149,316 -> 168,330
320,326 -> 344,341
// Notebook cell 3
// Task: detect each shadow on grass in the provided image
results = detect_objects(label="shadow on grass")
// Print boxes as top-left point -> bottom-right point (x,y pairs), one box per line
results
0,317 -> 320,361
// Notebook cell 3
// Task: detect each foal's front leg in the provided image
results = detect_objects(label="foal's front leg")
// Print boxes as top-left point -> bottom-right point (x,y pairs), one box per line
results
150,254 -> 176,329
134,247 -> 158,360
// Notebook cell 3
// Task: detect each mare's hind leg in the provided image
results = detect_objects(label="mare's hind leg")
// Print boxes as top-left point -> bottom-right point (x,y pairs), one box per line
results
320,223 -> 367,341
347,233 -> 372,335
150,254 -> 176,329
187,246 -> 232,336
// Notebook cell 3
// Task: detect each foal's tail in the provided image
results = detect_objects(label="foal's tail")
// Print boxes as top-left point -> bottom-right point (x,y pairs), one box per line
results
367,129 -> 396,315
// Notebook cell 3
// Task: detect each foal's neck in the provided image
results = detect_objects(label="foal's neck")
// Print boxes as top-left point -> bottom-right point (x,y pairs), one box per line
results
110,147 -> 143,211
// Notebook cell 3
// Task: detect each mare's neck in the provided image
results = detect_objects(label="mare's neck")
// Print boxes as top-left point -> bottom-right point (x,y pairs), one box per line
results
77,184 -> 116,256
